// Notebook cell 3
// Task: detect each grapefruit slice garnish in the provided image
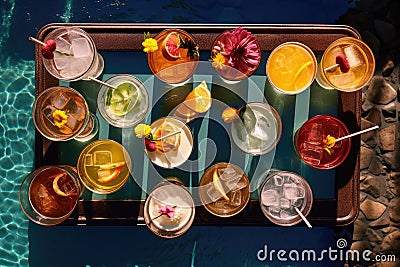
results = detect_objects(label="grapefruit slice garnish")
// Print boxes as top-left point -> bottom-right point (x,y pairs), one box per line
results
97,167 -> 121,184
152,122 -> 181,152
212,169 -> 230,201
164,32 -> 181,59
52,173 -> 70,197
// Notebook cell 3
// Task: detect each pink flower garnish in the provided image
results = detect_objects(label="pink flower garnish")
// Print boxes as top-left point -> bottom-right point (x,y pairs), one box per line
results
335,55 -> 350,73
216,27 -> 261,74
158,205 -> 175,218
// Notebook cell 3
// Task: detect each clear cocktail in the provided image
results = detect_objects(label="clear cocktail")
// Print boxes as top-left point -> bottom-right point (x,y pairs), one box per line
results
147,29 -> 199,85
19,165 -> 82,226
259,170 -> 313,226
211,26 -> 261,82
199,162 -> 250,217
315,37 -> 375,91
97,74 -> 150,128
266,42 -> 317,94
32,86 -> 98,142
294,115 -> 351,169
227,102 -> 282,155
76,140 -> 131,194
143,178 -> 195,238
42,27 -> 104,81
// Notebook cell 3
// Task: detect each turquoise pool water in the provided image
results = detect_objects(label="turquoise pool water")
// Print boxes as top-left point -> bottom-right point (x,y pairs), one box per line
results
1,0 -> 358,266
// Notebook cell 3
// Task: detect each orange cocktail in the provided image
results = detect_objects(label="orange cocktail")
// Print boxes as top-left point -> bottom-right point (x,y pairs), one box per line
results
267,42 -> 317,94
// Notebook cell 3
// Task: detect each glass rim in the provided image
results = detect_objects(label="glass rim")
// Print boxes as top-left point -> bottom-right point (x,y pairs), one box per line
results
259,170 -> 314,226
266,41 -> 317,95
32,86 -> 90,141
96,74 -> 150,128
319,36 -> 375,92
198,162 -> 250,218
42,26 -> 98,81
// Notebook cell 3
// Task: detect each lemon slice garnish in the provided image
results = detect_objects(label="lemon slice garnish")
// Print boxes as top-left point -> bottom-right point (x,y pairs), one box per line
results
52,173 -> 70,197
212,169 -> 230,201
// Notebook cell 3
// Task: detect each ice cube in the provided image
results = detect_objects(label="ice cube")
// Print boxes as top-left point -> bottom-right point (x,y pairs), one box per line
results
343,45 -> 363,68
85,154 -> 93,166
205,183 -> 222,202
65,113 -> 79,131
273,175 -> 284,187
229,190 -> 242,207
42,105 -> 56,123
250,114 -> 271,141
280,209 -> 295,219
280,198 -> 291,209
71,38 -> 91,58
62,57 -> 91,78
305,123 -> 322,145
37,184 -> 58,214
55,36 -> 72,54
283,184 -> 305,200
329,72 -> 355,87
299,143 -> 323,165
52,93 -> 70,109
261,189 -> 279,207
65,98 -> 86,121
268,206 -> 281,218
327,46 -> 344,67
94,150 -> 112,165
59,179 -> 78,196
291,198 -> 304,208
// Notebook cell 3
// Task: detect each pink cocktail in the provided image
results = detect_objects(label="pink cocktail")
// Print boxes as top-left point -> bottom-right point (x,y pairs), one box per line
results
294,115 -> 351,170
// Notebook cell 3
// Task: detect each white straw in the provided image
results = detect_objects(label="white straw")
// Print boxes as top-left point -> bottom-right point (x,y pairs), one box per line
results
88,76 -> 117,90
335,125 -> 379,142
294,206 -> 312,229
153,131 -> 182,141
324,63 -> 339,72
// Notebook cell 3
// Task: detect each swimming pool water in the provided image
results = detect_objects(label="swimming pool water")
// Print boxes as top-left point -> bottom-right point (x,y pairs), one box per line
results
1,0 -> 359,266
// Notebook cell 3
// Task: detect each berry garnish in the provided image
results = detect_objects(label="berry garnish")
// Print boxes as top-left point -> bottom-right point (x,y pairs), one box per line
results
45,39 -> 57,52
335,55 -> 350,73
144,138 -> 157,152
41,45 -> 54,59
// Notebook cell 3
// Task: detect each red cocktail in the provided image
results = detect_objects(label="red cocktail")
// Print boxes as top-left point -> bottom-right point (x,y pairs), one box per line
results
294,115 -> 351,170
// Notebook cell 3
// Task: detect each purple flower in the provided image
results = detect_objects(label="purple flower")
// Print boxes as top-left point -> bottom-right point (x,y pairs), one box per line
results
216,27 -> 261,75
158,205 -> 175,218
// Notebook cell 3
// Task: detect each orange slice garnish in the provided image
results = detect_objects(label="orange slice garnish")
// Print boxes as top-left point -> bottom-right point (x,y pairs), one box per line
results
52,173 -> 70,197
183,81 -> 211,113
98,167 -> 121,184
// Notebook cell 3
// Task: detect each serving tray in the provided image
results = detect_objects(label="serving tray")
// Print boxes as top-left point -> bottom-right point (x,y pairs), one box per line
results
34,23 -> 361,226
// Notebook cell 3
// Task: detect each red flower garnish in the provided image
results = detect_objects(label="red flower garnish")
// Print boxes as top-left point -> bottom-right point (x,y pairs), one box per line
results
216,27 -> 261,74
335,55 -> 350,73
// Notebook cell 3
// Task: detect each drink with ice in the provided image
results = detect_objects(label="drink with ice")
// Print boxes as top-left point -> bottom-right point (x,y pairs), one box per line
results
316,37 -> 375,91
32,86 -> 98,141
294,115 -> 351,169
97,74 -> 150,128
19,166 -> 82,225
231,102 -> 282,155
144,178 -> 195,238
199,162 -> 250,217
267,42 -> 317,94
42,27 -> 104,81
76,140 -> 131,194
259,170 -> 313,226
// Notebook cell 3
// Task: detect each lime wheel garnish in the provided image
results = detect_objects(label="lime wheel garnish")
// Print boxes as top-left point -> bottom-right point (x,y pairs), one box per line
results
164,32 -> 181,59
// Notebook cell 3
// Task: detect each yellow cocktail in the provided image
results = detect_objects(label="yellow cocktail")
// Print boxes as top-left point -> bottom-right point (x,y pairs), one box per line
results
267,42 -> 317,94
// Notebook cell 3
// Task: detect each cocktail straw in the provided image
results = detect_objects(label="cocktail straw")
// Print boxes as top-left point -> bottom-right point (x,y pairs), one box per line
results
88,76 -> 117,90
323,63 -> 340,72
153,130 -> 182,141
335,125 -> 379,142
294,206 -> 312,229
28,36 -> 73,56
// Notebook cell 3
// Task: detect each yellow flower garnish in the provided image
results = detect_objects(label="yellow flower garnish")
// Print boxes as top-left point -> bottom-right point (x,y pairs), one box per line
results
211,53 -> 227,70
134,123 -> 152,138
323,135 -> 336,155
52,110 -> 68,128
221,107 -> 238,123
142,38 -> 158,53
